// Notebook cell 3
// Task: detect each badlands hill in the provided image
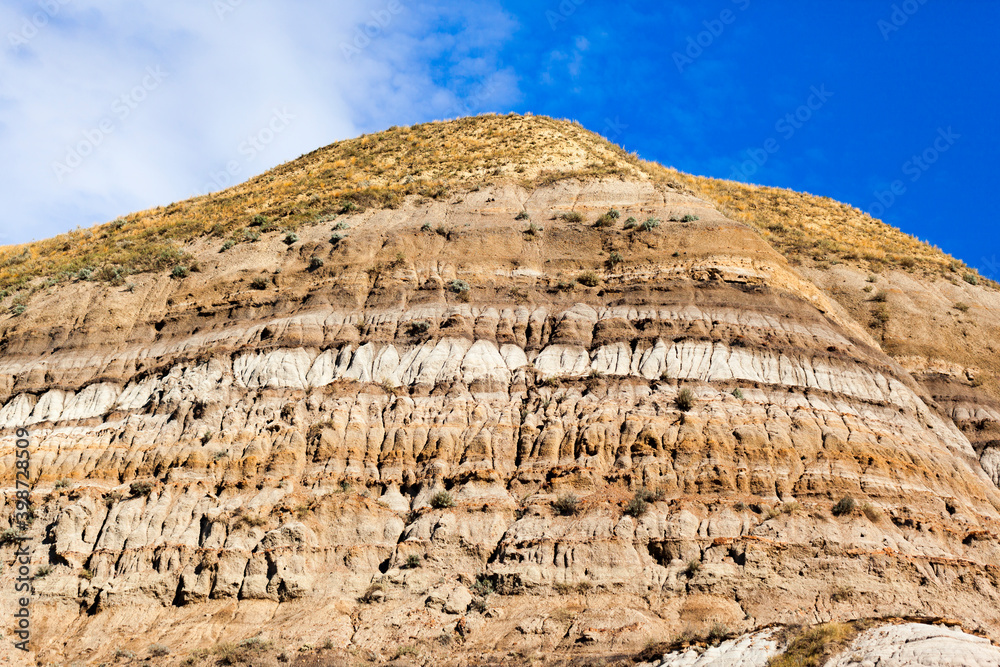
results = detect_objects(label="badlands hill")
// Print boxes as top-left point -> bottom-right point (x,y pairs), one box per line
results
1,114 -> 999,666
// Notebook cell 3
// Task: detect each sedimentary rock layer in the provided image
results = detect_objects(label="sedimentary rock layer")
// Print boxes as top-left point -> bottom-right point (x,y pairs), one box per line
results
0,174 -> 998,665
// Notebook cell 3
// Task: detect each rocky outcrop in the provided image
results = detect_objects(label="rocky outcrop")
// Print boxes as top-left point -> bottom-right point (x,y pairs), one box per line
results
827,623 -> 1000,667
647,623 -> 1000,667
645,631 -> 779,667
0,125 -> 999,665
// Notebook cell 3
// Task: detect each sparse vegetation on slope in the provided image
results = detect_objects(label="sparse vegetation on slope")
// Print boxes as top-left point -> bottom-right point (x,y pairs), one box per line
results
0,112 -> 991,315
767,622 -> 861,667
662,167 -> 990,281
0,114 -> 641,300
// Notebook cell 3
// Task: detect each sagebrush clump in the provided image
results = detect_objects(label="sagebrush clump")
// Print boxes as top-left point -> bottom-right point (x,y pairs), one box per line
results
675,388 -> 695,412
553,493 -> 580,516
832,496 -> 856,516
430,491 -> 455,509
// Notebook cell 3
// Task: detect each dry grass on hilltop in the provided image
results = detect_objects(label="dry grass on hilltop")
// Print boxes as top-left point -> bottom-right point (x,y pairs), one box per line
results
0,114 -> 638,302
667,169 -> 972,276
0,113 -> 989,312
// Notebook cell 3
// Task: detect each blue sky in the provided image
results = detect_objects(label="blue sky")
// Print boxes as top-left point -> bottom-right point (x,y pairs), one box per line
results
3,0 -> 998,277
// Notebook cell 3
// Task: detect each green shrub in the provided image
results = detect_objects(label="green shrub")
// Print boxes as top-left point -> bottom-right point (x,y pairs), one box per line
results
623,216 -> 637,229
634,487 -> 665,504
93,265 -> 125,284
594,209 -> 620,228
869,290 -> 888,303
515,210 -> 530,221
707,622 -> 728,644
676,388 -> 695,412
576,271 -> 600,287
871,304 -> 890,325
830,586 -> 854,602
250,277 -> 269,290
130,481 -> 154,497
640,217 -> 661,231
11,304 -> 26,316
780,501 -> 801,514
832,496 -> 856,516
560,211 -> 584,223
330,233 -> 345,245
0,528 -> 26,546
405,554 -> 422,569
964,272 -> 979,285
524,222 -> 541,237
731,388 -> 744,399
449,279 -> 470,294
148,644 -> 170,657
471,574 -> 494,597
406,321 -> 430,336
681,214 -> 699,222
866,274 -> 878,283
393,646 -> 419,660
430,491 -> 455,509
221,239 -> 235,251
683,559 -> 700,577
340,201 -> 358,214
553,493 -> 580,516
242,229 -> 261,243
334,222 -> 351,230
213,637 -> 275,665
420,222 -> 432,232
624,494 -> 648,518
250,215 -> 268,227
607,251 -> 624,268
77,268 -> 93,281
954,302 -> 970,313
35,565 -> 52,578
308,256 -> 325,271
284,232 -> 300,245
171,265 -> 190,279
54,479 -> 71,489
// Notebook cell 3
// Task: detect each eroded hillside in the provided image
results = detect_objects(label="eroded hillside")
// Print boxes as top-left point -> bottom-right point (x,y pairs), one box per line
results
0,115 -> 998,666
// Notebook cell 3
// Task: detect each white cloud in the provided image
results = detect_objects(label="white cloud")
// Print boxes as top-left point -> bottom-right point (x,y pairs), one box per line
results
0,0 -> 520,244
